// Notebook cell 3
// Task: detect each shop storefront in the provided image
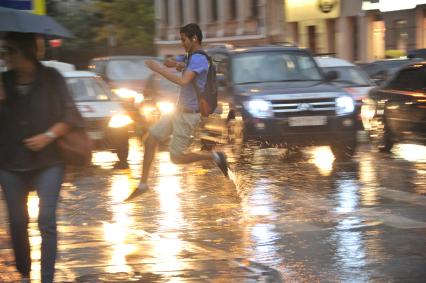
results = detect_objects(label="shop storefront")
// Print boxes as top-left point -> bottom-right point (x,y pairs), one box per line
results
285,0 -> 341,55
284,0 -> 362,62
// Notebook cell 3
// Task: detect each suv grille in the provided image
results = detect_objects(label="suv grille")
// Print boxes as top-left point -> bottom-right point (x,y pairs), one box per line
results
270,97 -> 336,117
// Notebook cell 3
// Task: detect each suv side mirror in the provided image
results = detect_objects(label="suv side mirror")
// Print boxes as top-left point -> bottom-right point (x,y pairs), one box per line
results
372,70 -> 388,86
324,70 -> 338,82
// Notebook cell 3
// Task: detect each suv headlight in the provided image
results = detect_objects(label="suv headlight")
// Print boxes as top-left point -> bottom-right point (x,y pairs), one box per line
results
108,114 -> 133,128
244,99 -> 273,118
336,96 -> 355,115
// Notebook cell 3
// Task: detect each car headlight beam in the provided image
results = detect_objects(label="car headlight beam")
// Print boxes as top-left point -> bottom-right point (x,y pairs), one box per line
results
244,99 -> 273,118
156,101 -> 175,114
336,96 -> 355,115
112,88 -> 144,103
108,114 -> 133,128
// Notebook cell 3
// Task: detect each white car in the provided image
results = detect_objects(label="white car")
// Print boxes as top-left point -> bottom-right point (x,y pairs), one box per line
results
315,56 -> 375,129
62,71 -> 133,168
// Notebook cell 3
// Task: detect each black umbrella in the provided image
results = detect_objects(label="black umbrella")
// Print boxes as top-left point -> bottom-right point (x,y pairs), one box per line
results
0,6 -> 73,38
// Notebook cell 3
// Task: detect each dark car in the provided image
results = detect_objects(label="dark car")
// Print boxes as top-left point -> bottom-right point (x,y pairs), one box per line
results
0,59 -> 6,72
201,45 -> 358,160
139,71 -> 180,135
408,48 -> 426,59
361,58 -> 423,85
364,61 -> 426,152
88,56 -> 159,102
88,56 -> 160,134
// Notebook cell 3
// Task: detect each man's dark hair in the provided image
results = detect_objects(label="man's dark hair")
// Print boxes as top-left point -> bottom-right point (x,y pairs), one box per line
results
4,32 -> 38,62
180,23 -> 203,44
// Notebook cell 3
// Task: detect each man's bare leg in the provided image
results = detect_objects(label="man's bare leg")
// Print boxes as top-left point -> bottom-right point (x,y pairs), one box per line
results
170,151 -> 213,164
140,134 -> 159,184
171,151 -> 229,178
125,138 -> 229,202
125,134 -> 158,201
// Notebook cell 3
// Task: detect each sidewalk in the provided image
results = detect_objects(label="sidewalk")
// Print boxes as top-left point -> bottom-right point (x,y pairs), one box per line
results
0,237 -> 282,282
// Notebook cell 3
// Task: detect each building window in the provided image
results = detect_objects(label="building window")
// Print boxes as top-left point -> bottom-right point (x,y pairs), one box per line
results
163,0 -> 169,26
351,17 -> 359,61
230,0 -> 237,20
307,25 -> 317,54
250,0 -> 258,19
212,0 -> 218,22
395,20 -> 408,52
179,0 -> 184,24
326,19 -> 336,54
195,0 -> 200,23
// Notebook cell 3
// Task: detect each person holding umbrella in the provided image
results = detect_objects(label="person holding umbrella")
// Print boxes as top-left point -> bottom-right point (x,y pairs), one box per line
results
0,32 -> 83,282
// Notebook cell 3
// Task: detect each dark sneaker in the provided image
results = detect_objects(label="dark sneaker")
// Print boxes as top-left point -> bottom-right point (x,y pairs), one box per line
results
124,183 -> 149,202
213,151 -> 229,178
113,161 -> 129,169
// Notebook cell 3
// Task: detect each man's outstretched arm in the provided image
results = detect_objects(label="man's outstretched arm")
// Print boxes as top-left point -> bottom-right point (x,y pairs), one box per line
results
146,60 -> 195,87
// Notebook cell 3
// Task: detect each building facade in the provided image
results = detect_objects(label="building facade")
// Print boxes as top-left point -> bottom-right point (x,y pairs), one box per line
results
360,0 -> 426,62
154,0 -> 285,56
284,0 -> 426,62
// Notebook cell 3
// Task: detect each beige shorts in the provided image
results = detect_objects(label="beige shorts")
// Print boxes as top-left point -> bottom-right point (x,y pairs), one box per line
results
149,112 -> 201,156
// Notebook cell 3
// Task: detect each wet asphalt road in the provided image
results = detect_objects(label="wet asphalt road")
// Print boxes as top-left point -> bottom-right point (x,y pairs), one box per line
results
0,137 -> 425,282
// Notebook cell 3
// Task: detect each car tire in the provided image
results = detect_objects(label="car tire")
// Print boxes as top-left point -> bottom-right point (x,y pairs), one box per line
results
377,122 -> 394,153
113,129 -> 129,163
331,138 -> 357,161
369,117 -> 394,153
116,139 -> 129,163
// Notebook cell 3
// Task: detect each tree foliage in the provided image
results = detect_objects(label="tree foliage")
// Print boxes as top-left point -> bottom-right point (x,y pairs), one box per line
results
45,0 -> 104,67
46,0 -> 101,51
44,0 -> 155,66
94,0 -> 155,55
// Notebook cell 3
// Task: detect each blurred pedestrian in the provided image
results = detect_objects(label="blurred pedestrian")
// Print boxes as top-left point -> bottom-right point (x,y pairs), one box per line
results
125,23 -> 228,201
0,32 -> 84,282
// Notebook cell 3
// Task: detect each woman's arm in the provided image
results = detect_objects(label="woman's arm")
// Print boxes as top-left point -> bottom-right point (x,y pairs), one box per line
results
24,122 -> 70,152
24,68 -> 81,152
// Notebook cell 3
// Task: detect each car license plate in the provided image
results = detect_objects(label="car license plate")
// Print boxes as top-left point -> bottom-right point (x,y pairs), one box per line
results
288,116 -> 327,127
88,131 -> 104,140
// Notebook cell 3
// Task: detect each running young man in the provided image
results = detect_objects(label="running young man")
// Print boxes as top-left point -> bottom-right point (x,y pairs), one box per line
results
125,23 -> 228,201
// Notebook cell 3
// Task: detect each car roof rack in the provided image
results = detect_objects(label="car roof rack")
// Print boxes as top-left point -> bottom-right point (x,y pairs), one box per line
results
206,43 -> 234,49
271,41 -> 298,47
315,52 -> 336,57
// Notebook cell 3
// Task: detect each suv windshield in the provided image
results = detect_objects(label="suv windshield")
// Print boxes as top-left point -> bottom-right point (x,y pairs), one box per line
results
232,51 -> 322,84
66,77 -> 115,102
106,59 -> 152,81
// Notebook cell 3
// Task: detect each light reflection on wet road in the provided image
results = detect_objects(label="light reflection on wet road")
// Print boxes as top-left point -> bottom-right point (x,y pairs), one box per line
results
0,138 -> 425,282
